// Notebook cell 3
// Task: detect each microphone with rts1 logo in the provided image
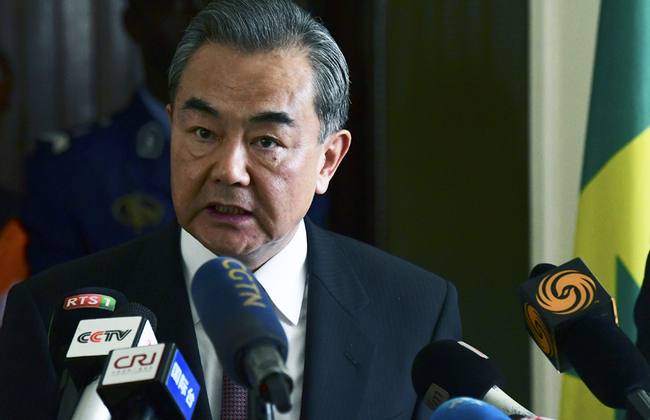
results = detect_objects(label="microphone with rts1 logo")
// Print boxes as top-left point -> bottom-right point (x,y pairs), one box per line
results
191,256 -> 293,417
48,287 -> 129,420
48,288 -> 129,384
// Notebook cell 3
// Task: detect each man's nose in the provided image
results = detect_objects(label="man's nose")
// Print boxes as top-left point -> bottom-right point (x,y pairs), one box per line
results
210,140 -> 251,186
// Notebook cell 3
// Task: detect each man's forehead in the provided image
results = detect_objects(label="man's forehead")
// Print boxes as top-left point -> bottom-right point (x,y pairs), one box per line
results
181,43 -> 314,90
171,43 -> 317,122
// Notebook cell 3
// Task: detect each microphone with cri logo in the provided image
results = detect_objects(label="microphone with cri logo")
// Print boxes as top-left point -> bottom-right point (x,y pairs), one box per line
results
519,258 -> 618,372
97,343 -> 200,420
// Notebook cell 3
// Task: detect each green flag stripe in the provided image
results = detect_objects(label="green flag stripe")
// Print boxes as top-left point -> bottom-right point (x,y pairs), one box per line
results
581,0 -> 650,189
616,256 -> 640,342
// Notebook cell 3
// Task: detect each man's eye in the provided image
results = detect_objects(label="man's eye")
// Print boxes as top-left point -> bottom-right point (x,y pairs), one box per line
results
256,137 -> 278,148
194,128 -> 213,139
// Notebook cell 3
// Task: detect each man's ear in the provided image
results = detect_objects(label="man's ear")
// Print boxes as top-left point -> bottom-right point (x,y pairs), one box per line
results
166,104 -> 173,124
315,129 -> 351,194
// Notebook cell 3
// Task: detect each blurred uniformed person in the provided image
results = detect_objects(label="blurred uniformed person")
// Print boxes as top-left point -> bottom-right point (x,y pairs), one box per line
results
20,0 -> 209,274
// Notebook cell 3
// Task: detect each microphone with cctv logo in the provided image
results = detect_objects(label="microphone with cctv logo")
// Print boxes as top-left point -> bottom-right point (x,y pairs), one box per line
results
64,300 -> 157,420
97,342 -> 201,420
65,301 -> 158,389
191,257 -> 293,416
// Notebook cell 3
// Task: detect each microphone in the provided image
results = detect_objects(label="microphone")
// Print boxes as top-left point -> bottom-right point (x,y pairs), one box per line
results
96,342 -> 201,420
521,260 -> 650,418
519,258 -> 617,372
65,302 -> 158,420
555,316 -> 650,410
65,301 -> 158,389
191,257 -> 293,413
48,288 -> 129,379
411,340 -> 534,418
517,417 -> 556,420
429,397 -> 511,420
48,288 -> 129,420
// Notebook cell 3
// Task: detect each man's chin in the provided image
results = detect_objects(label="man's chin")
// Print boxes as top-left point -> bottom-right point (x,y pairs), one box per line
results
193,230 -> 263,262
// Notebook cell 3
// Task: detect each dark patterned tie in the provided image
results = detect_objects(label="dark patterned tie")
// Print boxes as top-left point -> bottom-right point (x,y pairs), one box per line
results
221,373 -> 248,420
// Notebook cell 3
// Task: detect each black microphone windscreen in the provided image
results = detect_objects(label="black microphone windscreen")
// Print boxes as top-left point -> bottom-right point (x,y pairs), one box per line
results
411,340 -> 505,402
48,287 -> 128,377
113,302 -> 158,332
529,263 -> 557,279
558,316 -> 650,408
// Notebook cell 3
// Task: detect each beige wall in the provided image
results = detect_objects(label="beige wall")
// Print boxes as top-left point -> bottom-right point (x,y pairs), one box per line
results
529,0 -> 600,417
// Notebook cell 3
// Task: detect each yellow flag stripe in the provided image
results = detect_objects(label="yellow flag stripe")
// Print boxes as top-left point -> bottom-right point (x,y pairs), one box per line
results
560,126 -> 650,420
574,125 -> 650,293
561,374 -> 615,419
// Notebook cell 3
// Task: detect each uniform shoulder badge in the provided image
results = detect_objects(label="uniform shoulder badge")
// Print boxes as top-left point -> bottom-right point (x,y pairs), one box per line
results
111,192 -> 166,234
33,116 -> 113,156
136,121 -> 166,159
34,130 -> 71,155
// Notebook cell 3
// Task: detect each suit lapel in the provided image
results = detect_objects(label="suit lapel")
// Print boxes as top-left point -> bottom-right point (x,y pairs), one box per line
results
300,220 -> 376,420
119,221 -> 212,419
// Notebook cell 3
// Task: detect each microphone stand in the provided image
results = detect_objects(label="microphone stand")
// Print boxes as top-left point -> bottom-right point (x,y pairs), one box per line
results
248,391 -> 274,420
627,389 -> 650,420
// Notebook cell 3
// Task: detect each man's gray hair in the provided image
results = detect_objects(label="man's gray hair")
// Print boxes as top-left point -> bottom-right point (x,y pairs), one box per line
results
168,0 -> 350,143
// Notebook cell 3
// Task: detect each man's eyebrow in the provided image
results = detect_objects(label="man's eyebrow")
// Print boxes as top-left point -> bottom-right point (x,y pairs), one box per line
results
250,111 -> 295,127
182,97 -> 220,118
181,98 -> 295,126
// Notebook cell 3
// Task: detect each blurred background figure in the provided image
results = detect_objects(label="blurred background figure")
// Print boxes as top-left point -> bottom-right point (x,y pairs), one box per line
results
0,50 -> 11,116
0,49 -> 18,223
20,0 -> 209,274
0,49 -> 28,325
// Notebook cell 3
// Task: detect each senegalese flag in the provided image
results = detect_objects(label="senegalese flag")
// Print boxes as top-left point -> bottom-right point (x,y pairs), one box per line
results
559,1 -> 650,419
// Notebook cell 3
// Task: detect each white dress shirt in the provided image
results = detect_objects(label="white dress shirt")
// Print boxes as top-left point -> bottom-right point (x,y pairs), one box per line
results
181,220 -> 308,420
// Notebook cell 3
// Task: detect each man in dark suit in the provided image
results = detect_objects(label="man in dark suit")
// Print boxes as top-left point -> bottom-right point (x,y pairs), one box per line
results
0,1 -> 462,419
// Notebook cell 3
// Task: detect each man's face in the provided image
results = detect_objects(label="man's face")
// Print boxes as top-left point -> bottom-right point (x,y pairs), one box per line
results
168,44 -> 350,270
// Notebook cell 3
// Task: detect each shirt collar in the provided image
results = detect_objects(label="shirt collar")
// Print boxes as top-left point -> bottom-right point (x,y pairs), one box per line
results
181,220 -> 308,326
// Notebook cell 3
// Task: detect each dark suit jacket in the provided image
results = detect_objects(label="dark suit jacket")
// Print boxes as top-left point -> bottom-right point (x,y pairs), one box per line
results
0,219 -> 461,420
